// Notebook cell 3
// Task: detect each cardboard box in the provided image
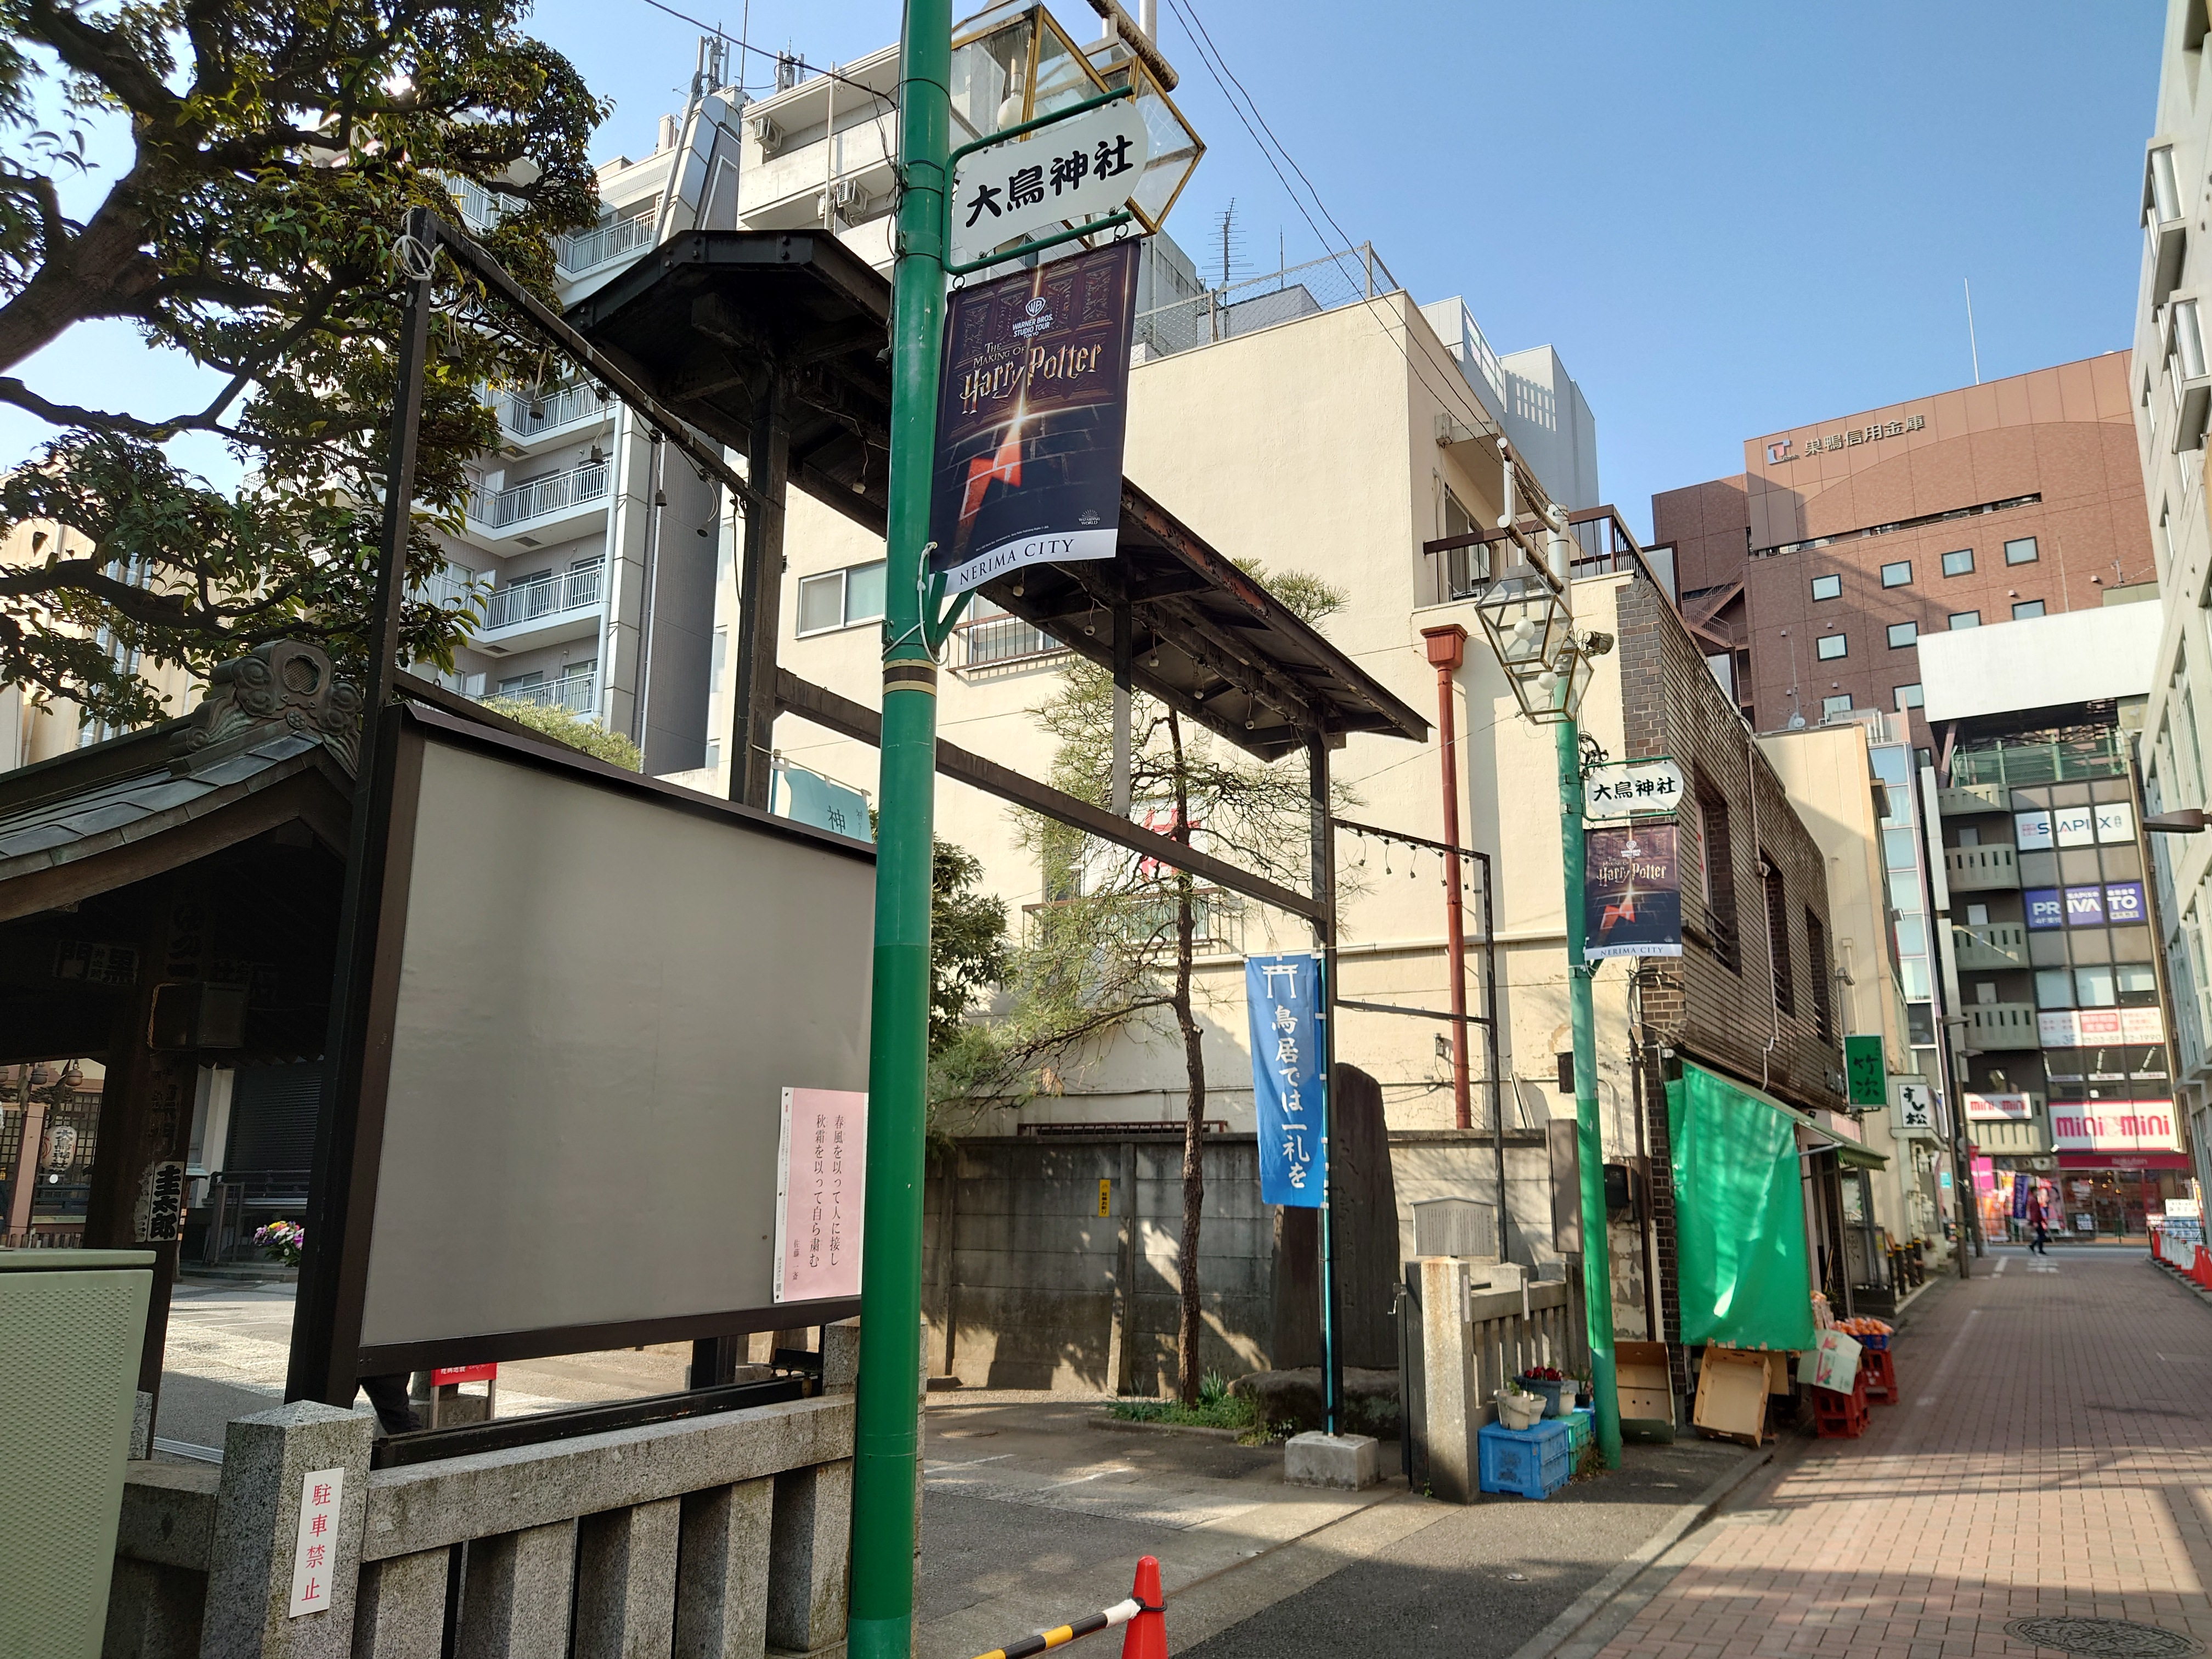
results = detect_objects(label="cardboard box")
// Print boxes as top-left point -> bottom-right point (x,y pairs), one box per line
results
1692,1346 -> 1769,1447
1616,1339 -> 1675,1437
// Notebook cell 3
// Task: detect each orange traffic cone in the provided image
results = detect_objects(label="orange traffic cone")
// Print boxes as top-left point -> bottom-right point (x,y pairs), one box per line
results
1121,1555 -> 1166,1659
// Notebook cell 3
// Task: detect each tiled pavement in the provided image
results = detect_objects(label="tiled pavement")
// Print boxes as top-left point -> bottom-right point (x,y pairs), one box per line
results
1595,1246 -> 2212,1659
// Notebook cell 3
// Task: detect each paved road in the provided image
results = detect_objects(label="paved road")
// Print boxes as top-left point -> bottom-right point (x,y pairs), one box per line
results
1592,1245 -> 2212,1659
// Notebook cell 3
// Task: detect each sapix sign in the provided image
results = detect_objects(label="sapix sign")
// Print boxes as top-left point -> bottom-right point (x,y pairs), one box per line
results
950,99 -> 1150,269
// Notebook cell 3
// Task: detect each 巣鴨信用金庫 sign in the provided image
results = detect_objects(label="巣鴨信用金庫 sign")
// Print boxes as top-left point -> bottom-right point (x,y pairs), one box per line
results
927,240 -> 1140,598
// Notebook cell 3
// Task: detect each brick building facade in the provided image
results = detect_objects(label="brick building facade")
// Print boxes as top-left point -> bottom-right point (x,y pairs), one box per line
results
1610,571 -> 1849,1383
1651,354 -> 2149,749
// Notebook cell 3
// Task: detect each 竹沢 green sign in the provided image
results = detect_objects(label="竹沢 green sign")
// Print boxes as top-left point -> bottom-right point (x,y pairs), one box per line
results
1844,1035 -> 1887,1108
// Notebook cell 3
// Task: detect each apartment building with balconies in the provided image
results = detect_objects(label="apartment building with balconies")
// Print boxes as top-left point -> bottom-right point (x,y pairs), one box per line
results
1917,603 -> 2183,1240
2134,0 -> 2212,1225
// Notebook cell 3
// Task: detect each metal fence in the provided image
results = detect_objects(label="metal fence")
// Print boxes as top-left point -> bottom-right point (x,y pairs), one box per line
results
1133,244 -> 1401,360
487,673 -> 598,715
499,380 -> 613,441
951,610 -> 1065,670
470,462 -> 610,534
482,558 -> 605,630
1949,731 -> 2128,789
557,210 -> 656,275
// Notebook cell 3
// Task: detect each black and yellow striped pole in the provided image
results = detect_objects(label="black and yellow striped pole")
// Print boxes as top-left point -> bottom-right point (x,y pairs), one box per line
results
970,1597 -> 1146,1659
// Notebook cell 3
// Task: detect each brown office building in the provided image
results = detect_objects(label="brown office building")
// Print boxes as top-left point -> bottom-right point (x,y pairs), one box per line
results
1651,354 -> 2152,748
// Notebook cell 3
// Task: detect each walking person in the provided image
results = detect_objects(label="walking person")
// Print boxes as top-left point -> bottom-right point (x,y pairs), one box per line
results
2027,1182 -> 2051,1256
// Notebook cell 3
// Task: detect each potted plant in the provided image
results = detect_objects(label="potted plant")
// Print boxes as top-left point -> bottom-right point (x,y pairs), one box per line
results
1570,1367 -> 1594,1410
1496,1381 -> 1544,1431
1521,1365 -> 1569,1417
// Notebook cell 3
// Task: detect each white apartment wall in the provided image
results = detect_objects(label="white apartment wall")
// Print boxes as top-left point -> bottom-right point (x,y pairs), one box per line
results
1498,346 -> 1601,513
760,292 -> 1647,1165
2135,0 -> 2212,1205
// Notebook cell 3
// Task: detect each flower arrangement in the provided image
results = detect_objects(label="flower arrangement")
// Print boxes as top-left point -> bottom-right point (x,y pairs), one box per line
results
255,1220 -> 304,1267
1521,1365 -> 1565,1383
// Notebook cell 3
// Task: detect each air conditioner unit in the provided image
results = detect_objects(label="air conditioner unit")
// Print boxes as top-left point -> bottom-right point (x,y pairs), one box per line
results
748,113 -> 782,153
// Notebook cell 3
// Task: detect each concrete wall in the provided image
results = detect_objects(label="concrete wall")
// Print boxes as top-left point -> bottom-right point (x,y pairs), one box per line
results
922,1133 -> 1575,1395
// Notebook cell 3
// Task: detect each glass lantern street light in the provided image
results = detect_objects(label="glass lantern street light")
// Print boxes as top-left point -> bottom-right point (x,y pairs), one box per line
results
949,3 -> 1204,252
1471,546 -> 1582,724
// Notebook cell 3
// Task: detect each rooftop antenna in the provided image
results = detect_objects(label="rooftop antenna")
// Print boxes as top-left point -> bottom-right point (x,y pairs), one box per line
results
1963,277 -> 1982,386
1215,198 -> 1242,290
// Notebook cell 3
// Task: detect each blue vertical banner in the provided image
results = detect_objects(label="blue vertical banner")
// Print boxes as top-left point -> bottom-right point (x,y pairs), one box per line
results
1246,951 -> 1327,1207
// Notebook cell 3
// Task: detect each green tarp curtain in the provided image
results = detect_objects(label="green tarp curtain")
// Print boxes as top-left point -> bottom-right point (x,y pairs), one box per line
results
1668,1062 -> 1820,1352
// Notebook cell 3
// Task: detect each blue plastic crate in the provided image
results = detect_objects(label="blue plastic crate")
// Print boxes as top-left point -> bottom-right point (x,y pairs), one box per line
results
1562,1406 -> 1594,1455
1479,1419 -> 1576,1499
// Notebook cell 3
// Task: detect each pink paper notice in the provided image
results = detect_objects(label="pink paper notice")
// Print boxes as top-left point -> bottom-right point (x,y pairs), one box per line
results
775,1088 -> 868,1302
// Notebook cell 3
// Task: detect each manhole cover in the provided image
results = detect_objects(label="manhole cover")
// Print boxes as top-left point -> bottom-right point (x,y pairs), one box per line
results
2007,1619 -> 2204,1658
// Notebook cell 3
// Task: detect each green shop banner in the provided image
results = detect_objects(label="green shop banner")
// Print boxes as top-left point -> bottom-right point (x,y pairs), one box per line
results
1667,1062 -> 1819,1352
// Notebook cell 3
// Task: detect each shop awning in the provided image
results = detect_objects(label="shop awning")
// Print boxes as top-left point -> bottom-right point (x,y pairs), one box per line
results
1668,1062 -> 1821,1353
1834,1141 -> 1889,1171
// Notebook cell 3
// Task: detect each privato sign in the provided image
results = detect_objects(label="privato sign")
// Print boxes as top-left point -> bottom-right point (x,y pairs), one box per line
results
950,99 -> 1150,268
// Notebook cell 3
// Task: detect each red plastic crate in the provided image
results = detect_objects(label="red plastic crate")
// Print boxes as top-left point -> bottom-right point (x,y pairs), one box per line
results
1813,1369 -> 1870,1438
1860,1347 -> 1899,1404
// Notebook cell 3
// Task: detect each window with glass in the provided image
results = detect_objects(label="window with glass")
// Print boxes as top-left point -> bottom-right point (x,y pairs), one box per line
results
1816,633 -> 1847,660
1893,914 -> 1927,956
2036,969 -> 2072,1008
1881,561 -> 1912,588
1887,620 -> 1918,648
1900,957 -> 1932,1000
2075,965 -> 2117,1007
1811,574 -> 1842,601
1822,693 -> 1853,715
1942,549 -> 1974,577
1883,828 -> 1916,869
1895,683 -> 1925,709
1889,872 -> 1922,912
2117,962 -> 2160,1006
1949,611 -> 1980,630
2005,536 -> 2039,565
796,560 -> 889,634
2012,600 -> 2045,620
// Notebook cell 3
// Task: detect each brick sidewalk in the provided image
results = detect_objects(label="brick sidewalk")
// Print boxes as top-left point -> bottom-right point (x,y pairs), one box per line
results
1596,1248 -> 2212,1659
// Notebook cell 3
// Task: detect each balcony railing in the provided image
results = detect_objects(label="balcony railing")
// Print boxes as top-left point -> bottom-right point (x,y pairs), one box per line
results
481,558 -> 604,631
557,211 -> 656,275
951,610 -> 1066,671
499,381 -> 613,441
470,461 -> 610,533
1948,731 -> 2126,790
486,673 -> 597,715
1953,922 -> 2029,972
410,564 -> 481,614
1944,844 -> 2021,893
1961,1002 -> 2039,1051
1421,505 -> 1666,607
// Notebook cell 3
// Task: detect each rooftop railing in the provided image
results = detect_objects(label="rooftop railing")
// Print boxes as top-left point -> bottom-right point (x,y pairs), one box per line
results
499,380 -> 612,441
557,210 -> 656,276
485,673 -> 597,715
1133,244 -> 1401,360
1948,731 -> 2128,789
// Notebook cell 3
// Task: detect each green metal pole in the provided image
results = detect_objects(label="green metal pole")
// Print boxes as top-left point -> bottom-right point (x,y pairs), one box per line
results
849,3 -> 949,1654
1556,715 -> 1623,1470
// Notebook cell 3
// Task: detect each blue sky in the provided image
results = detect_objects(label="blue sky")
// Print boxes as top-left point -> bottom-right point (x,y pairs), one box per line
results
5,1 -> 2164,539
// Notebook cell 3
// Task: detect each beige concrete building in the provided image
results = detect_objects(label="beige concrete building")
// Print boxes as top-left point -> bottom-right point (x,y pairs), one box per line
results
0,519 -> 201,772
1759,716 -> 1942,1252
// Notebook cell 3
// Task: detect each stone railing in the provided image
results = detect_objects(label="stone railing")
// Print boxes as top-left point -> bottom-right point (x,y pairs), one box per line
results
1401,1259 -> 1588,1503
106,1330 -> 860,1658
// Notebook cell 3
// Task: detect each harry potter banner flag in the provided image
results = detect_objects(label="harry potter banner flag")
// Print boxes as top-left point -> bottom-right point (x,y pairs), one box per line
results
927,239 -> 1141,596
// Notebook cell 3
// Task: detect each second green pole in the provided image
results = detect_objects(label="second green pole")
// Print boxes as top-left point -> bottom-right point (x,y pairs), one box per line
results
1555,714 -> 1623,1470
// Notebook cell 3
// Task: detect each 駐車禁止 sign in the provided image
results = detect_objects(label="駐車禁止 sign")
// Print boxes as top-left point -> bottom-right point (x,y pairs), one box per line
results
1245,952 -> 1325,1207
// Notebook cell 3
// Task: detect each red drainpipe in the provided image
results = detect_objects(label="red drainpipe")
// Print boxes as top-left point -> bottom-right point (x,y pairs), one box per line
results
1421,624 -> 1472,1131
